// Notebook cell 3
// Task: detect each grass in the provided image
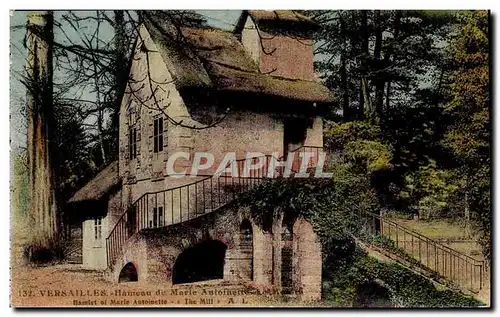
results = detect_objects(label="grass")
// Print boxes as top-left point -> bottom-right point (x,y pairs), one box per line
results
388,217 -> 483,260
391,218 -> 468,239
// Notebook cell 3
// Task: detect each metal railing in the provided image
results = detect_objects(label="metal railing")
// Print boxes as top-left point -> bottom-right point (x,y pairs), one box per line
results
106,145 -> 323,266
362,212 -> 485,293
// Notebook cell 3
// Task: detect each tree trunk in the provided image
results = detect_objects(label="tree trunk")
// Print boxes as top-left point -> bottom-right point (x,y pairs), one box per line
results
358,10 -> 369,121
361,76 -> 373,121
383,11 -> 402,112
339,12 -> 349,121
92,12 -> 107,165
464,181 -> 472,239
385,81 -> 391,110
373,10 -> 384,123
111,10 -> 128,159
26,11 -> 60,244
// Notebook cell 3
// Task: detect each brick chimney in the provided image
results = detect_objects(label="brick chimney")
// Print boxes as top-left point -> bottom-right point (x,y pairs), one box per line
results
235,10 -> 318,81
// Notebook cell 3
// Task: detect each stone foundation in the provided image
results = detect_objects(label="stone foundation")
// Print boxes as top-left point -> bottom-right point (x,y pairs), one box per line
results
109,205 -> 322,301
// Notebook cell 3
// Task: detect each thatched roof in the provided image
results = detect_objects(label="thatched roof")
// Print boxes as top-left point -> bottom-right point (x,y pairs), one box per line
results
247,10 -> 317,27
67,161 -> 120,204
181,27 -> 258,73
145,16 -> 212,89
206,63 -> 332,103
234,10 -> 319,35
142,14 -> 333,105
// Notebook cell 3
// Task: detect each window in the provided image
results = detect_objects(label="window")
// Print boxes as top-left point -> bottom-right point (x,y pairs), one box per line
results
94,218 -> 102,240
127,102 -> 139,126
153,117 -> 164,153
129,126 -> 137,160
150,207 -> 164,228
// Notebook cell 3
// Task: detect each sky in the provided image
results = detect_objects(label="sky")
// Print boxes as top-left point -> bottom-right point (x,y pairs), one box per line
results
9,10 -> 243,152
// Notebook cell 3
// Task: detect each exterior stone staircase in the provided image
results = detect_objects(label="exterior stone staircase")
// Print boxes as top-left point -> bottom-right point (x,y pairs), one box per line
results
106,145 -> 485,297
106,146 -> 323,267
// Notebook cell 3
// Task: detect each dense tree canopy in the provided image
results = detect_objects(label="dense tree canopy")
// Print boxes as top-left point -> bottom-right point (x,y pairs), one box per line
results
317,10 -> 490,260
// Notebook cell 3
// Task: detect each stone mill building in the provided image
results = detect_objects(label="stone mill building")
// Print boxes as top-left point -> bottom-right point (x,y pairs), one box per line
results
67,10 -> 333,301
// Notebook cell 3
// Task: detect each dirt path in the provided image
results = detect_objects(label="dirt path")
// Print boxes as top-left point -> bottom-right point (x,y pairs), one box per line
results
11,263 -> 318,307
10,223 -> 294,307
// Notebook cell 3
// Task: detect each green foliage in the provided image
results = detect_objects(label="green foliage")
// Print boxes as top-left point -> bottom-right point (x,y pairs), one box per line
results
344,140 -> 392,174
371,235 -> 440,280
54,103 -> 99,202
441,10 -> 490,261
321,240 -> 371,307
356,255 -> 483,307
325,121 -> 381,150
400,160 -> 458,218
325,121 -> 392,174
320,237 -> 482,307
314,10 -> 455,121
237,174 -> 379,247
234,167 -> 482,307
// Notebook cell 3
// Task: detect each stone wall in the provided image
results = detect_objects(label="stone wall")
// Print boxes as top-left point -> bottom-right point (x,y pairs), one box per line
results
109,204 -> 322,301
260,31 -> 314,81
109,23 -> 323,301
119,24 -> 323,192
293,218 -> 322,301
240,17 -> 315,81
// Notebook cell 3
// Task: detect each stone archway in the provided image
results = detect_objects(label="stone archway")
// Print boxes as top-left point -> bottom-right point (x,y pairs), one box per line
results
281,213 -> 295,295
172,240 -> 227,285
239,219 -> 253,281
118,262 -> 138,283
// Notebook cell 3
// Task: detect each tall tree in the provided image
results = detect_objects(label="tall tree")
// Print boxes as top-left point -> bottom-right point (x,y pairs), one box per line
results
442,10 -> 490,261
314,10 -> 454,122
24,11 -> 60,244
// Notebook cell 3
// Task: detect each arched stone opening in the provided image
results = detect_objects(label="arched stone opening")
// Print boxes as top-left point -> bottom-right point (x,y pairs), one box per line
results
281,212 -> 296,294
239,219 -> 253,280
118,262 -> 138,283
172,240 -> 227,285
262,209 -> 274,234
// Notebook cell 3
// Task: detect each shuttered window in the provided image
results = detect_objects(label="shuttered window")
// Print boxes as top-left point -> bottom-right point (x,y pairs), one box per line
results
129,126 -> 137,159
94,218 -> 102,240
153,117 -> 164,153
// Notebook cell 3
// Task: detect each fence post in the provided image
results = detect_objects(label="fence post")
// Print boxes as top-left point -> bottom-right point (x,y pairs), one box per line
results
479,264 -> 483,290
187,186 -> 190,220
396,227 -> 399,248
470,262 -> 473,290
418,239 -> 421,262
426,240 -> 429,267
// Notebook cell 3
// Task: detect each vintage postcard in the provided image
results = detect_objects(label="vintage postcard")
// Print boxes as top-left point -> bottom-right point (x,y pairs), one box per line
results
9,9 -> 490,308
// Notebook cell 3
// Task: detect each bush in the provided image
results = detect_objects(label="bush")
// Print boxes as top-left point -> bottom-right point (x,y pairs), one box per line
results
23,237 -> 69,265
237,170 -> 380,248
357,256 -> 484,307
321,240 -> 484,308
235,158 -> 482,307
400,160 -> 458,219
325,121 -> 381,151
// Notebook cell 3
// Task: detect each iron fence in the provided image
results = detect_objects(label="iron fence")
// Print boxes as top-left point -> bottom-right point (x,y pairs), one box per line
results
363,212 -> 485,293
106,145 -> 323,266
